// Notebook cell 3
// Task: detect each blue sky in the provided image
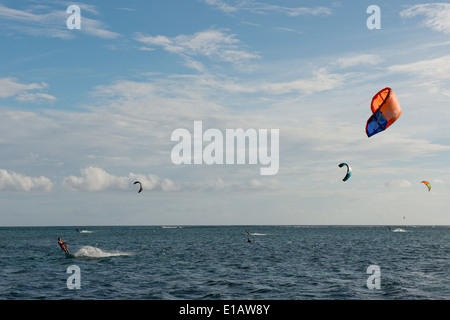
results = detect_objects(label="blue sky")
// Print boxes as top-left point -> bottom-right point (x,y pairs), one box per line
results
1,0 -> 450,226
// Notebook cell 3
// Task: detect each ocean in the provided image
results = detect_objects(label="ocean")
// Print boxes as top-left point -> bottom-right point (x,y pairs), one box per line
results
1,225 -> 449,301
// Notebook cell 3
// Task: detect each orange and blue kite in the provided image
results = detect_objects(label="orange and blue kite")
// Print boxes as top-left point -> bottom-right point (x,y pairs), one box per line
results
366,88 -> 401,137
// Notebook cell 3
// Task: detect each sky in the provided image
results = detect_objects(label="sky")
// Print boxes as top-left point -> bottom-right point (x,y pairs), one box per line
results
1,0 -> 450,226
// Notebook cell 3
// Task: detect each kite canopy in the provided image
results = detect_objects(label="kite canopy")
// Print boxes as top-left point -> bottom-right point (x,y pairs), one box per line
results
421,181 -> 431,192
338,163 -> 352,181
366,88 -> 401,137
134,181 -> 143,193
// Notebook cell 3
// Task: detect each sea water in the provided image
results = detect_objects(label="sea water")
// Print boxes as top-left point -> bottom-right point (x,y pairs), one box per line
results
0,225 -> 449,300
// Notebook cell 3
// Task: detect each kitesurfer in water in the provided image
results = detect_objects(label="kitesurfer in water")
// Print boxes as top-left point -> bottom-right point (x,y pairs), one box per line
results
58,237 -> 70,254
247,238 -> 252,243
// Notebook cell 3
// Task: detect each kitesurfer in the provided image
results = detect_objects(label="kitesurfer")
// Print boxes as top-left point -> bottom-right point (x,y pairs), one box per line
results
58,237 -> 70,254
247,238 -> 252,243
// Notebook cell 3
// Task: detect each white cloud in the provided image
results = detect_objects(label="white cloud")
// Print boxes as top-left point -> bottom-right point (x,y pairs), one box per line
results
201,177 -> 280,191
388,55 -> 450,80
148,66 -> 348,97
203,177 -> 227,191
255,4 -> 332,17
202,0 -> 332,16
135,29 -> 260,70
116,8 -> 136,12
385,179 -> 411,188
203,0 -> 237,14
400,3 -> 450,34
15,92 -> 57,103
0,78 -> 56,103
333,54 -> 383,69
0,78 -> 45,98
0,169 -> 53,192
61,167 -> 180,192
259,68 -> 344,95
387,55 -> 450,97
60,167 -> 279,193
137,46 -> 155,52
62,167 -> 129,192
231,178 -> 280,191
128,172 -> 181,192
275,27 -> 303,35
81,16 -> 120,39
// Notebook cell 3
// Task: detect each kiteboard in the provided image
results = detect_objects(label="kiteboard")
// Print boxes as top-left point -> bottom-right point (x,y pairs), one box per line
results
65,252 -> 75,259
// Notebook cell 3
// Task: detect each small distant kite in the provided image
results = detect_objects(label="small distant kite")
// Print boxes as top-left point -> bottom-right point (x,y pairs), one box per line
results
338,163 -> 352,181
134,181 -> 143,193
366,87 -> 401,137
421,181 -> 431,192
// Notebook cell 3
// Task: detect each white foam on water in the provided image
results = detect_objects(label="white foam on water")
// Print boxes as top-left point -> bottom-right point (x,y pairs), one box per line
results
74,246 -> 133,258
